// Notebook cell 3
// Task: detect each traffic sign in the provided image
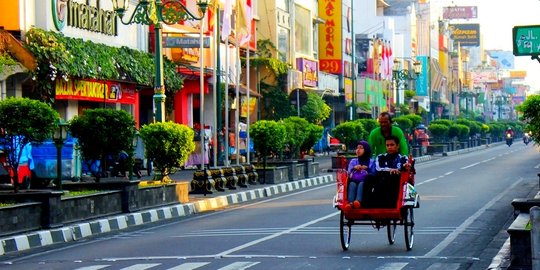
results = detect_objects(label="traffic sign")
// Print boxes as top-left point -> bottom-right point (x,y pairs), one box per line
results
513,25 -> 540,56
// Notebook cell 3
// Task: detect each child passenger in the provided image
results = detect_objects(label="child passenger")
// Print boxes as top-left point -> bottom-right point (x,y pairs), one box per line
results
344,141 -> 375,210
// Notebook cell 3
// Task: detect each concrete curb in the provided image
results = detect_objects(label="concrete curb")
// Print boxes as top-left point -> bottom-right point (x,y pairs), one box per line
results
0,174 -> 334,256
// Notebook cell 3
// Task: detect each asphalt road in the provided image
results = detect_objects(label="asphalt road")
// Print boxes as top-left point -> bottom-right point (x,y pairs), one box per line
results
0,142 -> 538,270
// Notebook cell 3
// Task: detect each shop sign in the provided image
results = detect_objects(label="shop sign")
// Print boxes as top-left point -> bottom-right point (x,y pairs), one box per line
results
52,0 -> 118,36
443,6 -> 478,20
296,58 -> 318,88
318,0 -> 342,74
163,37 -> 211,48
55,78 -> 136,104
449,24 -> 480,47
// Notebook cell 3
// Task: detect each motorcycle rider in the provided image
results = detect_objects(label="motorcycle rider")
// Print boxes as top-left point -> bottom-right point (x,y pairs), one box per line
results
505,127 -> 514,146
505,127 -> 514,138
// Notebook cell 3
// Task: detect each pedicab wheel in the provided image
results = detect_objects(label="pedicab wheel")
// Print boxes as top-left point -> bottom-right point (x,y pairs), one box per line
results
403,207 -> 414,251
387,220 -> 397,245
340,210 -> 351,251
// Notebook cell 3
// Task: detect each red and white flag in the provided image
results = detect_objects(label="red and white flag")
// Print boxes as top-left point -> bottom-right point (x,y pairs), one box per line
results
221,0 -> 233,41
381,41 -> 387,80
239,0 -> 252,46
387,43 -> 393,81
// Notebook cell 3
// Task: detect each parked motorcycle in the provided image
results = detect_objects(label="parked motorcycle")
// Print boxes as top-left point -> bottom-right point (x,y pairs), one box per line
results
506,133 -> 513,146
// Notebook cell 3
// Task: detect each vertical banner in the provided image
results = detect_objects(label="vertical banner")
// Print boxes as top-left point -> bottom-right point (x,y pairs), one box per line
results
241,96 -> 257,118
416,56 -> 429,96
318,0 -> 342,74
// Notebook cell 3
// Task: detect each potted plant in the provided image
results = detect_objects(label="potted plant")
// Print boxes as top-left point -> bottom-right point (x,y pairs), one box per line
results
250,120 -> 286,184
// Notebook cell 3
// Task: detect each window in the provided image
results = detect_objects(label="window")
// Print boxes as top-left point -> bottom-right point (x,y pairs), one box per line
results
278,27 -> 290,62
294,5 -> 310,55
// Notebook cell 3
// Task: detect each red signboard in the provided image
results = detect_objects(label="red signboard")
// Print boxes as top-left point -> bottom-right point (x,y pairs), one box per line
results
320,59 -> 342,74
55,78 -> 137,104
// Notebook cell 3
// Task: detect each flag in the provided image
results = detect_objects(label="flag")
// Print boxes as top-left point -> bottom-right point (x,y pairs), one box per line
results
381,41 -> 387,80
387,43 -> 393,81
236,0 -> 249,44
239,0 -> 252,46
221,0 -> 233,41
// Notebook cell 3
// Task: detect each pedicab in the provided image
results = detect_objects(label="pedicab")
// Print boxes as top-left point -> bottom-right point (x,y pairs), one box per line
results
333,156 -> 420,251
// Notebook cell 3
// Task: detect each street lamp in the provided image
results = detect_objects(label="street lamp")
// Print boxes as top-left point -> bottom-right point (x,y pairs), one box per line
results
53,119 -> 68,191
111,0 -> 209,123
392,59 -> 422,116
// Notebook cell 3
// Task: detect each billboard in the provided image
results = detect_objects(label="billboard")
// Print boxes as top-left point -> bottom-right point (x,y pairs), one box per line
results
318,0 -> 342,74
443,6 -> 478,20
449,24 -> 480,47
355,37 -> 370,73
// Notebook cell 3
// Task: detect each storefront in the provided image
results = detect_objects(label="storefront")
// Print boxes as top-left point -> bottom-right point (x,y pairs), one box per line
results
54,78 -> 140,126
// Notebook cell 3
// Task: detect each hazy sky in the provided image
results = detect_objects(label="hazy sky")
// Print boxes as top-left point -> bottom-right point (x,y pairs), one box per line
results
434,0 -> 540,91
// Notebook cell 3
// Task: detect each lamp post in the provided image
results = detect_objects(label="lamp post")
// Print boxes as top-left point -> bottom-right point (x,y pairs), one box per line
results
392,59 -> 422,116
111,0 -> 209,123
53,119 -> 68,191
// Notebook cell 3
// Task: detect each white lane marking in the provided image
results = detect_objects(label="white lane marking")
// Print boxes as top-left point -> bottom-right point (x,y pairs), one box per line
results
214,212 -> 339,257
74,266 -> 110,270
418,178 -> 438,185
426,263 -> 461,270
120,264 -> 161,270
167,262 -> 210,270
460,162 -> 480,169
535,163 -> 540,169
482,157 -> 496,163
444,171 -> 454,175
375,262 -> 408,269
424,177 -> 524,257
217,261 -> 260,270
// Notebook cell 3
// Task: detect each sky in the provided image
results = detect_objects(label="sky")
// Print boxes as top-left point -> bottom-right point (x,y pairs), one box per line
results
433,0 -> 540,91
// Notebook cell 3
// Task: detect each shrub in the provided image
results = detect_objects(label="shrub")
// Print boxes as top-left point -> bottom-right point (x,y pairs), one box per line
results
300,124 -> 324,157
250,120 -> 286,165
281,117 -> 310,159
354,118 -> 378,135
139,122 -> 195,180
332,121 -> 367,151
0,97 -> 59,190
69,109 -> 136,180
428,123 -> 449,142
393,117 -> 413,135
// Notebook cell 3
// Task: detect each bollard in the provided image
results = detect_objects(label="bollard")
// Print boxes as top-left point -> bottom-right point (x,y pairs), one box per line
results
531,206 -> 540,270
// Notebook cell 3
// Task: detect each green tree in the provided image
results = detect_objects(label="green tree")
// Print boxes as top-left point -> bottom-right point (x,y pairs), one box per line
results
403,114 -> 423,129
0,97 -> 59,191
139,122 -> 195,180
393,117 -> 413,135
354,118 -> 378,135
250,120 -> 287,176
281,117 -> 310,159
300,92 -> 331,124
260,82 -> 294,120
332,121 -> 367,151
69,109 -> 136,181
299,124 -> 324,157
